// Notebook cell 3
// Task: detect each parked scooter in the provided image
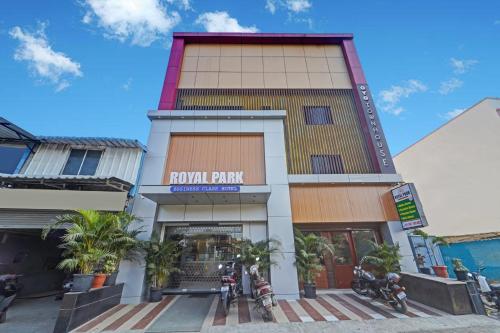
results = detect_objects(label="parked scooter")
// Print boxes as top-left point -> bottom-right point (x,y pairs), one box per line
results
0,274 -> 22,323
351,260 -> 408,314
218,255 -> 242,315
468,268 -> 500,311
249,258 -> 277,322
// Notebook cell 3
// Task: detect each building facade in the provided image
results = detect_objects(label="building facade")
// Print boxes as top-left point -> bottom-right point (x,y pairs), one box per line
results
394,98 -> 500,279
0,118 -> 146,296
120,33 -> 418,304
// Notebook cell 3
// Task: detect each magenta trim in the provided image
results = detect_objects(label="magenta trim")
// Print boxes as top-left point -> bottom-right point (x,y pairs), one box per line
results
158,38 -> 184,110
342,39 -> 395,173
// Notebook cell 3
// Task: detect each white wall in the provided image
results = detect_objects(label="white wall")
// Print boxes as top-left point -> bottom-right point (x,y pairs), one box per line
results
394,98 -> 500,236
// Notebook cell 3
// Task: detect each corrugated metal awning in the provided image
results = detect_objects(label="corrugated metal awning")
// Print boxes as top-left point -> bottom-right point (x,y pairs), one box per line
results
0,174 -> 132,192
37,136 -> 146,150
0,117 -> 39,144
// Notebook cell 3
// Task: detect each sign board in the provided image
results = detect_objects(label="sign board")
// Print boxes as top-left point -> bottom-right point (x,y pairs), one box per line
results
391,183 -> 428,230
170,185 -> 240,193
169,171 -> 243,185
356,84 -> 396,173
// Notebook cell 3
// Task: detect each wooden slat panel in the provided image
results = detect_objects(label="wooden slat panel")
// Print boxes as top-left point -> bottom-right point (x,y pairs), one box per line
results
175,89 -> 375,175
164,134 -> 265,185
290,185 -> 399,223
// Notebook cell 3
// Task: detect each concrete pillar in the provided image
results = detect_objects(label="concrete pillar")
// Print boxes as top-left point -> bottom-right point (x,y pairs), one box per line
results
264,122 -> 300,300
381,222 -> 418,273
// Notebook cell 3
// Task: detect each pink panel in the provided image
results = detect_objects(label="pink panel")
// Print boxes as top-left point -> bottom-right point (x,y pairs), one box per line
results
158,38 -> 184,110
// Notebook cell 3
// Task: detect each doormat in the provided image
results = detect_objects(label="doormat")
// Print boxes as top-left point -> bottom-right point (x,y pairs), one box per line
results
146,294 -> 215,332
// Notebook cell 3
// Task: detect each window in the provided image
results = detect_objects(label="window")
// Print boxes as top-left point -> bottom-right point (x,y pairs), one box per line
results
62,149 -> 102,175
303,106 -> 333,125
311,154 -> 344,174
0,146 -> 26,174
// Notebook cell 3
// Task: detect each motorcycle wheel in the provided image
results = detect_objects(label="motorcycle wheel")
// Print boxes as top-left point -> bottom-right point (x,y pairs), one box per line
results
351,280 -> 368,296
221,293 -> 231,316
262,307 -> 274,322
391,298 -> 408,314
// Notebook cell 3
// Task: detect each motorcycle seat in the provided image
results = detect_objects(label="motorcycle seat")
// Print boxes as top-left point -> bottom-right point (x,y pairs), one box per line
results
490,284 -> 500,291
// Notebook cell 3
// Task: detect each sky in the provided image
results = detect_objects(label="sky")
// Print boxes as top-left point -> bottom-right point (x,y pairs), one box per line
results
1,0 -> 499,155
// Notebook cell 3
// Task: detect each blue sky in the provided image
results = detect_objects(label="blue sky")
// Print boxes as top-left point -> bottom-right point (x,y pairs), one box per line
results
1,0 -> 499,155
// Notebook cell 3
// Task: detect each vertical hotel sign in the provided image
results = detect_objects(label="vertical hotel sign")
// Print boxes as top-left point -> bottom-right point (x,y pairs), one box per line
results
356,84 -> 396,173
391,183 -> 428,230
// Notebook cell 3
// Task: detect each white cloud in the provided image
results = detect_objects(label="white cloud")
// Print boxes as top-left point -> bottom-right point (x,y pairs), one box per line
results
81,0 -> 180,47
122,78 -> 132,91
265,0 -> 312,14
166,0 -> 191,10
266,0 -> 277,14
450,57 -> 478,75
196,11 -> 258,33
440,108 -> 465,120
286,0 -> 312,12
378,80 -> 428,116
9,24 -> 82,92
438,78 -> 463,95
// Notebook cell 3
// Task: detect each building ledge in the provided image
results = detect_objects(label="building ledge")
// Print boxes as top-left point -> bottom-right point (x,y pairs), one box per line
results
147,110 -> 286,120
139,185 -> 271,205
288,173 -> 402,185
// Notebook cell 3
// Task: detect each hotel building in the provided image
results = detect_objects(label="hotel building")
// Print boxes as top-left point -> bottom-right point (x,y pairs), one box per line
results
119,32 -> 418,303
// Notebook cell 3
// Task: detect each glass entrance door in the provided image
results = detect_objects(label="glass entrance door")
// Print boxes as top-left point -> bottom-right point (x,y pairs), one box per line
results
165,225 -> 242,289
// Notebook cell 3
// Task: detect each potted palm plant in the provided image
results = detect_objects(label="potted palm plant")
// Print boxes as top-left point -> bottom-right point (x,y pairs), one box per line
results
294,229 -> 335,299
42,210 -> 116,292
412,229 -> 449,278
363,242 -> 402,277
452,258 -> 469,281
144,233 -> 181,302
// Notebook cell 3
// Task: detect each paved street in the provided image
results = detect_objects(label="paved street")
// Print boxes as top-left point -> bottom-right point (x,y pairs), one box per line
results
67,290 -> 500,333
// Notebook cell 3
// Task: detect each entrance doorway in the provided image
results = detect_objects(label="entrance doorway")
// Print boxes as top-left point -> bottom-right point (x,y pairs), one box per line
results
164,225 -> 242,290
302,228 -> 379,289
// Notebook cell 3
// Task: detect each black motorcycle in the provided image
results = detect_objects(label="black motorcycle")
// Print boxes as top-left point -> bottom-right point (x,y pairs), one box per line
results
351,263 -> 408,314
218,255 -> 242,316
0,274 -> 22,323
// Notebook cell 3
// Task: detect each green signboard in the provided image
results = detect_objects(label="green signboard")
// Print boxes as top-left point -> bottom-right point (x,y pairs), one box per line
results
391,183 -> 428,230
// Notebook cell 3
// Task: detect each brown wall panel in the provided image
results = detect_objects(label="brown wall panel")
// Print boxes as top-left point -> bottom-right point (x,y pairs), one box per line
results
164,134 -> 265,185
290,185 -> 400,223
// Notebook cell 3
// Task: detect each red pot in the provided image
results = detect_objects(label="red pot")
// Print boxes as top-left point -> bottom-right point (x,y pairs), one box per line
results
91,273 -> 107,289
432,265 -> 449,278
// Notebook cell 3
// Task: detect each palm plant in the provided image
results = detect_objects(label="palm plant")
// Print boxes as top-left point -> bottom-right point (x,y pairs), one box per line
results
294,229 -> 335,285
144,233 -> 181,289
42,210 -> 142,275
234,238 -> 281,274
411,229 -> 448,266
363,241 -> 402,276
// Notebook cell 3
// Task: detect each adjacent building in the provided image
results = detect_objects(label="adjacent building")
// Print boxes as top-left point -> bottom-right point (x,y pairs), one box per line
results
0,118 -> 146,296
119,32 -> 419,304
394,98 -> 500,279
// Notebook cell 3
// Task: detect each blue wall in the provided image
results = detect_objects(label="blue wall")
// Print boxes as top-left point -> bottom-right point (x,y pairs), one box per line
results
440,238 -> 500,281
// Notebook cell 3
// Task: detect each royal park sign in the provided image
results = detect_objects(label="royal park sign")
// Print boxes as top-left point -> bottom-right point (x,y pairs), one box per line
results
391,183 -> 428,230
169,171 -> 244,185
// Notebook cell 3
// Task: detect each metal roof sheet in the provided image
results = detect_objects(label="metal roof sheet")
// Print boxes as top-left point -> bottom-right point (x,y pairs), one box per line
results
37,136 -> 146,150
0,117 -> 38,143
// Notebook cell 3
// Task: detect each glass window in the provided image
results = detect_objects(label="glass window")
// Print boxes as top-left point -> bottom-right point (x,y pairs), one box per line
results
311,154 -> 345,174
303,106 -> 333,125
330,232 -> 353,265
0,146 -> 26,174
62,149 -> 102,176
352,230 -> 378,261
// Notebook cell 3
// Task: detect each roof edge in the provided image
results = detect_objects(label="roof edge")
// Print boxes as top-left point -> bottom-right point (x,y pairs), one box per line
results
172,32 -> 353,44
394,97 -> 500,158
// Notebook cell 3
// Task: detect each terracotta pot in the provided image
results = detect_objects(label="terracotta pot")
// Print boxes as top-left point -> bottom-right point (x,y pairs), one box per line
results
432,265 -> 449,278
91,273 -> 107,289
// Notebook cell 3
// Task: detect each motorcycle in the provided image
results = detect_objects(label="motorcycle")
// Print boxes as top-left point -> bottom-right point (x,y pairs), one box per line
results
0,274 -> 22,323
249,259 -> 276,322
218,255 -> 242,315
351,261 -> 408,314
468,268 -> 500,311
